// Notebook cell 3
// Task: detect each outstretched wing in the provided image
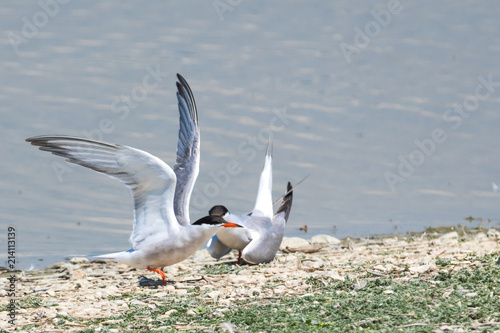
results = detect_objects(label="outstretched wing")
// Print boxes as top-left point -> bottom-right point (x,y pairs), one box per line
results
274,182 -> 293,223
26,136 -> 178,249
252,144 -> 273,218
173,74 -> 200,225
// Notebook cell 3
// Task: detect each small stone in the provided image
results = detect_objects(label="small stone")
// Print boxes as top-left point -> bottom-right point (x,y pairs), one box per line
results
219,299 -> 231,306
95,291 -> 107,299
303,260 -> 324,270
176,289 -> 188,296
373,265 -> 387,272
487,229 -> 500,240
157,309 -> 178,320
409,265 -> 431,274
50,262 -> 69,269
175,264 -> 189,272
328,272 -> 345,281
164,285 -> 175,292
69,257 -> 89,265
249,287 -> 261,296
310,234 -> 341,245
465,292 -> 478,297
116,264 -> 129,271
474,232 -> 487,241
383,290 -> 394,294
174,283 -> 188,289
166,309 -> 178,316
186,309 -> 196,316
280,237 -> 310,250
232,275 -> 251,284
207,290 -> 221,299
70,270 -> 86,280
46,289 -> 56,297
382,237 -> 398,246
438,231 -> 459,241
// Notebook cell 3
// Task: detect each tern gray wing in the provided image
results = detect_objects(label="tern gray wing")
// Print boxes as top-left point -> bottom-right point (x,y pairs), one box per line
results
26,135 -> 178,249
173,74 -> 200,226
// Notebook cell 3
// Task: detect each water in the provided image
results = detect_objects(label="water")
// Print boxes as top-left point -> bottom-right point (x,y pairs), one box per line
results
1,1 -> 500,269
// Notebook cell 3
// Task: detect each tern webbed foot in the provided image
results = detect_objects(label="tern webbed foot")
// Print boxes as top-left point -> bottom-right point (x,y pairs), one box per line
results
147,266 -> 167,284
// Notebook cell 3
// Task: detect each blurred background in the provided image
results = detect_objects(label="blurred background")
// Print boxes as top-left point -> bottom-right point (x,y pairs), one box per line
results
2,1 -> 500,269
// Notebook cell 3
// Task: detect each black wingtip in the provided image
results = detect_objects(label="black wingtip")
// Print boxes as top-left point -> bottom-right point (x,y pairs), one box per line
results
275,181 -> 293,222
175,73 -> 198,123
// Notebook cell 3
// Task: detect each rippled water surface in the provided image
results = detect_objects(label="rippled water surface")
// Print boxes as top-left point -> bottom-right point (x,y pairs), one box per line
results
2,2 -> 500,269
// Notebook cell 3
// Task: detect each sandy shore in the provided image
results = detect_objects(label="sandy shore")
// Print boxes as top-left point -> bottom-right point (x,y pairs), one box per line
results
2,228 -> 500,332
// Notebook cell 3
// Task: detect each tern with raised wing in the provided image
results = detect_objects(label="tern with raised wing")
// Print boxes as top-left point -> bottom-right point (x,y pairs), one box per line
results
26,74 -> 240,283
207,146 -> 293,264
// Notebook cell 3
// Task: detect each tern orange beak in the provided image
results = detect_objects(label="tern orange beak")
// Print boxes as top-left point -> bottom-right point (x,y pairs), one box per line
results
222,222 -> 242,228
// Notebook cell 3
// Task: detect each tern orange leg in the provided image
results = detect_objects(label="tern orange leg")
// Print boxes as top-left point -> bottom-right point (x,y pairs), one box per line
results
147,267 -> 167,284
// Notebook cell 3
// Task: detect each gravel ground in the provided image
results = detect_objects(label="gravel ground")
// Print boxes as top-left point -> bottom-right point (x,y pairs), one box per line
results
2,228 -> 500,332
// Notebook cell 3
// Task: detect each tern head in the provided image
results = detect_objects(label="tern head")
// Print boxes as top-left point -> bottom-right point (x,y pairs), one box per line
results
208,205 -> 229,217
192,215 -> 240,228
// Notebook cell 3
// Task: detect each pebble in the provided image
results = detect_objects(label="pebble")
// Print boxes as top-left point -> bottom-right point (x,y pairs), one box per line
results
373,264 -> 387,272
487,229 -> 500,240
382,237 -> 398,246
409,265 -> 431,274
438,231 -> 459,243
69,257 -> 90,265
70,270 -> 86,280
474,232 -> 487,241
176,289 -> 188,296
310,234 -> 341,245
232,275 -> 252,284
280,237 -> 310,250
207,290 -> 221,299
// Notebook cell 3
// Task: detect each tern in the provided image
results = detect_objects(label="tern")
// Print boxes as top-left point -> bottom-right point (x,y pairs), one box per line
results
26,74 -> 240,283
207,146 -> 293,264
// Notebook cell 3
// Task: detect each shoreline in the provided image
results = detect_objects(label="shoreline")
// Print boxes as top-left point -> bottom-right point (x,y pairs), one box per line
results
2,226 -> 500,332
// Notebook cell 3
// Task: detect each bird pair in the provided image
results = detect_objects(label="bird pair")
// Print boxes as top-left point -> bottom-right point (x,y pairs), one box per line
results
27,74 -> 293,283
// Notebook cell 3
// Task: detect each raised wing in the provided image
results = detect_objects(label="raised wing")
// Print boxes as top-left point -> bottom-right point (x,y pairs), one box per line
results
274,182 -> 293,222
173,74 -> 200,225
252,144 -> 273,218
26,136 -> 179,249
